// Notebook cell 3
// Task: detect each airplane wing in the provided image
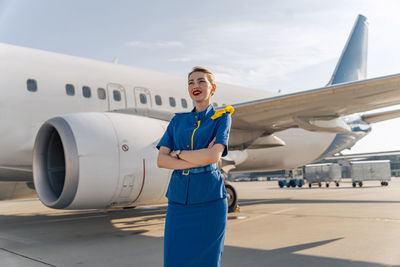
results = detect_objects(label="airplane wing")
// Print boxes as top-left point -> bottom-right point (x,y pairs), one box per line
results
231,74 -> 400,132
228,74 -> 400,149
361,108 -> 400,124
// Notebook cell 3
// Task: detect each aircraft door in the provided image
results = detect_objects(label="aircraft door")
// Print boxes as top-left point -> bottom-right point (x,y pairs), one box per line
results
107,83 -> 127,111
134,87 -> 152,108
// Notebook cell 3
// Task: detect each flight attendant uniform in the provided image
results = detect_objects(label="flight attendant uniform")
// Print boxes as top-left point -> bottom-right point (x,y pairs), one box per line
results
156,104 -> 234,267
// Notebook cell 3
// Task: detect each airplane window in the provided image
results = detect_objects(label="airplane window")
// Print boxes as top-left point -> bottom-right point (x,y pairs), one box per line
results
97,88 -> 106,99
181,98 -> 187,108
27,79 -> 37,92
82,86 -> 91,98
155,95 -> 162,105
66,84 -> 75,96
169,97 -> 176,107
113,90 -> 121,101
140,93 -> 147,104
212,102 -> 218,107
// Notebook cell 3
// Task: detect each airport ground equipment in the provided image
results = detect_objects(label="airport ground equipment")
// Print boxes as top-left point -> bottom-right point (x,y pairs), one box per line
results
305,163 -> 342,188
350,160 -> 391,187
278,168 -> 305,188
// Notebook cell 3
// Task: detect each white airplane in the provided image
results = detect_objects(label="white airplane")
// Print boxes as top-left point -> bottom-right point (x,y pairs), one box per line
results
1,15 -> 400,212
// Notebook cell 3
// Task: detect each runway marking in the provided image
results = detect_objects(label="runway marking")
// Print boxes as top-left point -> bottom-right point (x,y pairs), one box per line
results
0,248 -> 56,266
271,208 -> 296,214
229,208 -> 297,225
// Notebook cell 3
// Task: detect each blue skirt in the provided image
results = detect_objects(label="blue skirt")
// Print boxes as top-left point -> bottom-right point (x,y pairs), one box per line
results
164,197 -> 228,267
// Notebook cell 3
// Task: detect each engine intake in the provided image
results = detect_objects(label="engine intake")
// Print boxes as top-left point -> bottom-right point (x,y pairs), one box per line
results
33,112 -> 169,209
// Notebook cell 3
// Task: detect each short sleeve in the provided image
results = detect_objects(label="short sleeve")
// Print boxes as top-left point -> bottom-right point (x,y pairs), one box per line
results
214,113 -> 232,157
156,117 -> 175,151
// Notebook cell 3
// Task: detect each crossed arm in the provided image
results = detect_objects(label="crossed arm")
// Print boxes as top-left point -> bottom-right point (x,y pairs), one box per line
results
157,137 -> 226,170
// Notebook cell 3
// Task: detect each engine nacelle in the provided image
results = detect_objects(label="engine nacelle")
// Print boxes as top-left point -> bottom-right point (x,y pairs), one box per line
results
33,112 -> 171,209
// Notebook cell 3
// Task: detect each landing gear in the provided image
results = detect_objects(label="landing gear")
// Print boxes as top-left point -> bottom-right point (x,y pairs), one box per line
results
352,182 -> 356,188
224,180 -> 239,213
381,181 -> 389,186
336,182 -> 340,187
326,183 -> 330,188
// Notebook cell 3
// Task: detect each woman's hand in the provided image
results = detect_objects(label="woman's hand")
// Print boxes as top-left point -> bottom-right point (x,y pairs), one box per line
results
208,137 -> 216,149
170,137 -> 215,158
169,151 -> 178,158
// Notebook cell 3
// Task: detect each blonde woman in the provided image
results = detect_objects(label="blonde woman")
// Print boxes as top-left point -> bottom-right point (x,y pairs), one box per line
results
157,66 -> 234,266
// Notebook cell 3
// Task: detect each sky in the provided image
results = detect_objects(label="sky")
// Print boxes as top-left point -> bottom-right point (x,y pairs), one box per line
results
1,0 -> 400,154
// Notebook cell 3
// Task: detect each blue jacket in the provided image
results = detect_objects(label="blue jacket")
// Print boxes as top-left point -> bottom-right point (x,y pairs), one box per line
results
156,104 -> 233,204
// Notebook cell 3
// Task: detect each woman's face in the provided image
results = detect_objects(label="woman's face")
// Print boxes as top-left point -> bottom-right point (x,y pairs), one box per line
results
188,72 -> 216,103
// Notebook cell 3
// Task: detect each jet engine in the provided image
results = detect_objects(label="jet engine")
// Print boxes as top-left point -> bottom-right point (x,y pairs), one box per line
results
33,112 -> 171,209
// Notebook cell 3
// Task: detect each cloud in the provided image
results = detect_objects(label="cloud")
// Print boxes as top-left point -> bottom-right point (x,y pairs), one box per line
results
168,57 -> 193,62
125,40 -> 184,48
169,18 -> 344,89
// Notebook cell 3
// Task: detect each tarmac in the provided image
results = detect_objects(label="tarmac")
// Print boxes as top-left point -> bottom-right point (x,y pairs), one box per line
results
1,178 -> 400,267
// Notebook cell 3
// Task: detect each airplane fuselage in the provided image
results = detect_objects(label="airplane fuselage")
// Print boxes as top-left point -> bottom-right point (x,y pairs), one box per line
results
0,43 -> 369,180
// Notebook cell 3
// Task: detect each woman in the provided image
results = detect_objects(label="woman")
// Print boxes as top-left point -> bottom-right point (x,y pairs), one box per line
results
156,66 -> 234,267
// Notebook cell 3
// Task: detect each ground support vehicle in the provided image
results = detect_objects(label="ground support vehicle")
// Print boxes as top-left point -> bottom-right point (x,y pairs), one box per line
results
305,163 -> 342,188
278,168 -> 305,188
350,160 -> 391,187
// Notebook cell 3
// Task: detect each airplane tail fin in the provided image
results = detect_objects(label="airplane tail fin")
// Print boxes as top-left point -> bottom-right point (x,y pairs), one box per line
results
327,15 -> 368,85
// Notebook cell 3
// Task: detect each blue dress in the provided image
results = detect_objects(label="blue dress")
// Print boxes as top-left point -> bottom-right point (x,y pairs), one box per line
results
157,104 -> 234,267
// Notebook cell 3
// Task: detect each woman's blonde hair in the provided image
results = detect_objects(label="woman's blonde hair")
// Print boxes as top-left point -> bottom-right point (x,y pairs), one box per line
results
188,66 -> 215,85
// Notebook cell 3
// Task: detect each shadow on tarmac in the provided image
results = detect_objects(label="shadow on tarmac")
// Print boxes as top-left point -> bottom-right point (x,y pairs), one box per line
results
0,207 -> 397,267
238,198 -> 400,206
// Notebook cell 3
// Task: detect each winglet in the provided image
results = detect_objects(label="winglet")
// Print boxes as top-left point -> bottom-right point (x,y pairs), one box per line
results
327,14 -> 368,85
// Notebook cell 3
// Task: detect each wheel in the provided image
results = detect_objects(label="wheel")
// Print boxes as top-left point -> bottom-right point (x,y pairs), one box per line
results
278,181 -> 284,188
318,183 -> 322,187
289,180 -> 297,187
381,181 -> 384,186
224,180 -> 238,213
308,183 -> 312,188
359,182 -> 363,187
352,182 -> 356,187
326,183 -> 329,188
336,182 -> 339,187
298,184 -> 303,188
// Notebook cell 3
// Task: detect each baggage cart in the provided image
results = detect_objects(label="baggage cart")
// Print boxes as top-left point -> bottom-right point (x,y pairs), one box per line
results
305,163 -> 342,188
350,160 -> 391,187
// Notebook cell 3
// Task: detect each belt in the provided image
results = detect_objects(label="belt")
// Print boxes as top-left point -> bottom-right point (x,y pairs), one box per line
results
179,164 -> 218,176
